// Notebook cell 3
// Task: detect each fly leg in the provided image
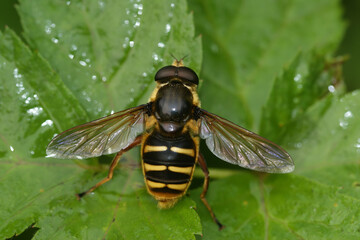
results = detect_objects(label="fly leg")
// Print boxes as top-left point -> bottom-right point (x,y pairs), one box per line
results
198,153 -> 224,230
76,136 -> 142,199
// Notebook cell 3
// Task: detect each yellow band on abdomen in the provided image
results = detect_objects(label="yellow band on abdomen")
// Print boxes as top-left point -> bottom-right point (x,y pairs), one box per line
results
167,183 -> 188,191
144,163 -> 167,171
146,180 -> 166,188
170,147 -> 195,157
144,145 -> 167,152
168,166 -> 193,175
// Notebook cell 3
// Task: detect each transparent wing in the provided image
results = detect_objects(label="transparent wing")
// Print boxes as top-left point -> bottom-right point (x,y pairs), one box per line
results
46,104 -> 148,159
199,109 -> 294,173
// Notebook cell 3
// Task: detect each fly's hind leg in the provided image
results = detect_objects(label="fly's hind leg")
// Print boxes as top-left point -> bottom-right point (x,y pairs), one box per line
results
198,153 -> 224,230
76,136 -> 142,199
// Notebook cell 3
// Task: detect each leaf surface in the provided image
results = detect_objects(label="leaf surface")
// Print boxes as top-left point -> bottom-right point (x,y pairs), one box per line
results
0,0 -> 202,238
189,0 -> 344,129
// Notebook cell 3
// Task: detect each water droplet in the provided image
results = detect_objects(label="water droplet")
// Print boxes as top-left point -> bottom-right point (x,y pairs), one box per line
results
92,75 -> 97,80
355,138 -> 360,153
170,3 -> 175,7
15,81 -> 24,94
10,146 -> 14,152
79,60 -> 87,67
44,25 -> 52,34
82,91 -> 92,102
129,41 -> 135,48
165,24 -> 171,33
339,120 -> 348,129
339,110 -> 354,129
66,1 -> 71,6
158,42 -> 165,48
294,74 -> 301,82
98,0 -> 105,8
153,53 -> 159,61
21,93 -> 28,101
51,37 -> 59,44
25,96 -> 32,104
124,19 -> 129,25
134,21 -> 141,28
328,85 -> 335,93
344,110 -> 353,119
68,54 -> 74,59
111,110 -> 115,114
142,72 -> 147,77
134,3 -> 143,15
129,97 -> 134,102
41,120 -> 54,127
27,107 -> 43,116
44,22 -> 56,35
101,76 -> 107,82
71,44 -> 78,51
13,68 -> 22,79
295,142 -> 302,149
130,88 -> 134,93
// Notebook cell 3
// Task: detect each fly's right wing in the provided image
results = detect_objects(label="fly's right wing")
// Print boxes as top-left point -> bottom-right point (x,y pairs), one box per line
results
46,104 -> 149,159
198,109 -> 294,173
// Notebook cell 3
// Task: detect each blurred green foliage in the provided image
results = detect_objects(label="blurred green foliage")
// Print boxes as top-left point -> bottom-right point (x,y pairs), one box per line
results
337,0 -> 360,90
0,0 -> 359,91
1,0 -> 360,239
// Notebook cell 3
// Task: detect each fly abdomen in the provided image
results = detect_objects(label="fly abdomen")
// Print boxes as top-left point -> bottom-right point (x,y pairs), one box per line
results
142,131 -> 197,208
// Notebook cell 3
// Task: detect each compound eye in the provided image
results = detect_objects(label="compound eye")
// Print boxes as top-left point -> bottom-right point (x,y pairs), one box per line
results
154,66 -> 177,82
178,67 -> 199,85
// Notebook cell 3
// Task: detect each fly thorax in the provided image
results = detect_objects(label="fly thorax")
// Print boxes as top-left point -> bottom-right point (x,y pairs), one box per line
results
154,82 -> 193,133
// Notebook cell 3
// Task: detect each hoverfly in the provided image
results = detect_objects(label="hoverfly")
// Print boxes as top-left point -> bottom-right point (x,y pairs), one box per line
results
47,59 -> 294,229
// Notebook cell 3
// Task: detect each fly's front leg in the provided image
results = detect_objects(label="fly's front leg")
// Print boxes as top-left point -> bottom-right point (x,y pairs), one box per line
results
76,136 -> 142,199
198,153 -> 224,230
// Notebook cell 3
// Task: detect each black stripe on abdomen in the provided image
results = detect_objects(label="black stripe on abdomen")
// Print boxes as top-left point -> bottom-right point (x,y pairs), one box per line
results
146,170 -> 189,184
143,151 -> 194,167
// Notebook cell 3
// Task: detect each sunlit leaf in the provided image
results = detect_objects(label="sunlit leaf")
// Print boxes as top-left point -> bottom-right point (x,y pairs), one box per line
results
191,172 -> 360,239
18,0 -> 202,119
0,0 -> 202,238
189,0 -> 344,129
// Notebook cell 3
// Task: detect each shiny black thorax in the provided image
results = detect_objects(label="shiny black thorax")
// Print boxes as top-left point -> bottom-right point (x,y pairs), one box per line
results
153,81 -> 193,134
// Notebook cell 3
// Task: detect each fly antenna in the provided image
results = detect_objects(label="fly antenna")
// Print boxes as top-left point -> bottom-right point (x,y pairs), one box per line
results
170,53 -> 189,67
170,53 -> 179,62
180,54 -> 189,62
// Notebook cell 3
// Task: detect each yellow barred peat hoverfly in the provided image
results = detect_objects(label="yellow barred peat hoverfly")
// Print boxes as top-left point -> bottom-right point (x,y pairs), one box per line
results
46,59 -> 294,229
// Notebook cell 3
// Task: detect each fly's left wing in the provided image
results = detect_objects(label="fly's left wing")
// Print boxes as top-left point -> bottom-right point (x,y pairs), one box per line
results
198,109 -> 294,173
46,104 -> 149,159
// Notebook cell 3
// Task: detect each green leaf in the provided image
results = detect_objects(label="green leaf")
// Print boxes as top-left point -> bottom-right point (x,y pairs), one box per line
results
291,91 -> 360,198
186,0 -> 359,238
2,0 -> 357,238
190,61 -> 360,237
1,0 -> 202,238
191,171 -> 360,239
190,90 -> 360,238
189,0 -> 344,129
18,0 -> 202,120
259,52 -> 334,144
